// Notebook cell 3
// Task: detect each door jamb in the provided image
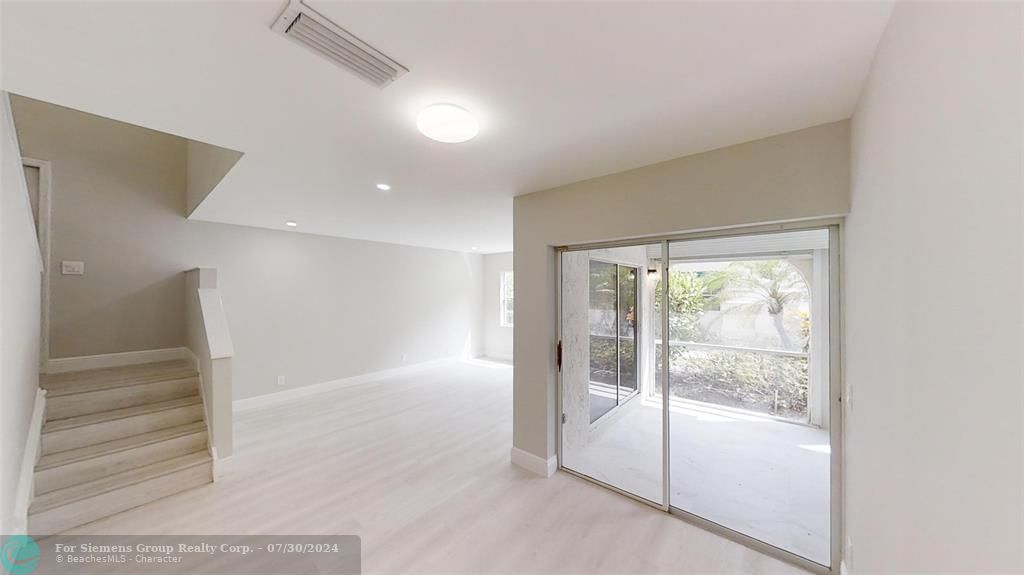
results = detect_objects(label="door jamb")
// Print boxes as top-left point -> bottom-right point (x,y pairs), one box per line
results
22,157 -> 52,369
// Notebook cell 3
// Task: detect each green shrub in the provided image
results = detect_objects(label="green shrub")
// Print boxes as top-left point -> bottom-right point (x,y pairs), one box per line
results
668,348 -> 807,419
589,335 -> 635,385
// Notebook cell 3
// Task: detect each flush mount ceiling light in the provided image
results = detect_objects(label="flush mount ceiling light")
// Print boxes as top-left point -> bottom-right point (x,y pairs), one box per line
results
417,104 -> 479,143
376,183 -> 391,191
286,221 -> 298,227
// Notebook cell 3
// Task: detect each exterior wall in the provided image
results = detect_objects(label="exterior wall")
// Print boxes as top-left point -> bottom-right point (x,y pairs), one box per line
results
845,3 -> 1024,571
10,95 -> 485,402
0,92 -> 42,535
482,252 -> 513,360
513,120 -> 851,460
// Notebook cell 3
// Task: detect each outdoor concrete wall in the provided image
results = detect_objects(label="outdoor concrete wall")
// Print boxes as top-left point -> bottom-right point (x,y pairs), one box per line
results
513,120 -> 850,461
845,3 -> 1024,572
482,252 -> 513,360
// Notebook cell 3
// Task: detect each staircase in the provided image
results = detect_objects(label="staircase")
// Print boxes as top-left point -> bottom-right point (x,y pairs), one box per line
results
29,359 -> 213,534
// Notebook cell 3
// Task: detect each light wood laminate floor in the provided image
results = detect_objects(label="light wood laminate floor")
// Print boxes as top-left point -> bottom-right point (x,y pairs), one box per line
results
66,359 -> 807,574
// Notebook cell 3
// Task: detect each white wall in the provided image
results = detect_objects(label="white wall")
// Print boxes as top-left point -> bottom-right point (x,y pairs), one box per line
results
186,222 -> 483,400
513,121 -> 850,460
846,3 -> 1024,572
482,252 -> 513,360
0,91 -> 42,535
10,95 -> 485,403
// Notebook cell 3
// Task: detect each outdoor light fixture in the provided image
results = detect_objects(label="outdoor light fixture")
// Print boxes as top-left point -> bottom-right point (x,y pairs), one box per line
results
376,183 -> 391,191
417,103 -> 479,143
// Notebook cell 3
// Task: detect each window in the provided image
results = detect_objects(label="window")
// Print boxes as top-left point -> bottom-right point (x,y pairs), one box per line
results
499,271 -> 514,327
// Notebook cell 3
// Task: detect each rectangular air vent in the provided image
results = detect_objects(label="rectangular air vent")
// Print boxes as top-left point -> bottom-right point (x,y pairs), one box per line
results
271,0 -> 408,88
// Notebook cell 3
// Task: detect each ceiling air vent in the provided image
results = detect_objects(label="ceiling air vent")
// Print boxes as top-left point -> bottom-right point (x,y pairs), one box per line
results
272,0 -> 408,88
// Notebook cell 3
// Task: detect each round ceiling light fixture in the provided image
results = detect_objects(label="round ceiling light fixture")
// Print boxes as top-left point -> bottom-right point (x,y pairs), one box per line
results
416,103 -> 478,143
376,183 -> 391,191
285,221 -> 298,227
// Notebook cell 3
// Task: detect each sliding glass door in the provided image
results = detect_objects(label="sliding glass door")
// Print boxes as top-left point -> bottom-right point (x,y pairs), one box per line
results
561,244 -> 664,505
559,228 -> 837,569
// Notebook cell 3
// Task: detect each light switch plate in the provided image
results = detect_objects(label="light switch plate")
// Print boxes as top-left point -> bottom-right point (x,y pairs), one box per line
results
61,260 -> 85,275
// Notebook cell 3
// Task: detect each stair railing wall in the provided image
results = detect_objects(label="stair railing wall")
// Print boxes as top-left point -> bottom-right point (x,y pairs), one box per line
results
185,267 -> 234,459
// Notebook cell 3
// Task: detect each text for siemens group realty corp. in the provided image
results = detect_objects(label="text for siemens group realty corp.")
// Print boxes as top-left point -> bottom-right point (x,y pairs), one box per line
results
0,535 -> 360,575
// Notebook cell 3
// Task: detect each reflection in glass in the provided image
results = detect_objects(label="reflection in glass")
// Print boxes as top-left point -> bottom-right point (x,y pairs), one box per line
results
588,261 -> 617,422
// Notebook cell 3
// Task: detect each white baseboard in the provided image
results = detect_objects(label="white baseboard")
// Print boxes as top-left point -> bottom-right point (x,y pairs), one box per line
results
44,347 -> 189,374
233,357 -> 459,413
479,347 -> 512,360
510,447 -> 557,478
209,446 -> 234,482
13,388 -> 47,534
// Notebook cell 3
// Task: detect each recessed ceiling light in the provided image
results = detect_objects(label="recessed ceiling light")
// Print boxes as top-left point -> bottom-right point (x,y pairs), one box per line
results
286,221 -> 298,227
376,183 -> 391,191
417,104 -> 479,143
471,247 -> 478,251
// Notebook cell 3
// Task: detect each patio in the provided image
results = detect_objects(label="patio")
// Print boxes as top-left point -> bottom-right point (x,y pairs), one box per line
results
564,394 -> 831,566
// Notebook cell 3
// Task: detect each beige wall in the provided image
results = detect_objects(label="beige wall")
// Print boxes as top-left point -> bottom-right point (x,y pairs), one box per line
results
0,92 -> 42,535
185,140 -> 242,217
12,94 -> 188,358
10,95 -> 485,401
845,3 -> 1023,571
512,120 -> 850,460
482,252 -> 513,360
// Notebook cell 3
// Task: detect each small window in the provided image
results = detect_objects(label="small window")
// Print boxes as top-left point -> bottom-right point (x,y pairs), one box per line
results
500,271 -> 514,327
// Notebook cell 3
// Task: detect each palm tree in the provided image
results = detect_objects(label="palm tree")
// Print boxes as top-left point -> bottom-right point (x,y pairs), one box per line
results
714,260 -> 809,350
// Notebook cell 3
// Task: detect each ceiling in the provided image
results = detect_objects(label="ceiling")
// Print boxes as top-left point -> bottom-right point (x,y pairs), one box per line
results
0,1 -> 892,253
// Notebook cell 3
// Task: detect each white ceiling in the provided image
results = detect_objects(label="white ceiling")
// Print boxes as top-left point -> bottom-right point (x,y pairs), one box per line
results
0,1 -> 892,253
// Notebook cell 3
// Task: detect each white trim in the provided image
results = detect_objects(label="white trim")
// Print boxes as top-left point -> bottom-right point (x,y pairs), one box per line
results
233,357 -> 459,413
210,446 -> 234,481
44,347 -> 190,374
12,388 -> 47,535
482,352 -> 513,362
510,447 -> 557,477
22,157 -> 52,368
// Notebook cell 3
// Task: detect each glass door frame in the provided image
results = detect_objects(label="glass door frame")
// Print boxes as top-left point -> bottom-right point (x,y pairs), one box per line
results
555,219 -> 842,575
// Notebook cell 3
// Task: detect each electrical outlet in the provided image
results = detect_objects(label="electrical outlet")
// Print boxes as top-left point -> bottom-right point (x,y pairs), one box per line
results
277,375 -> 286,386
